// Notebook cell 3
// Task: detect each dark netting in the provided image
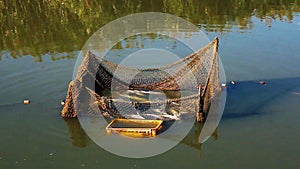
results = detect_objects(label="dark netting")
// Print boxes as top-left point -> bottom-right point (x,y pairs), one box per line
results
62,38 -> 221,122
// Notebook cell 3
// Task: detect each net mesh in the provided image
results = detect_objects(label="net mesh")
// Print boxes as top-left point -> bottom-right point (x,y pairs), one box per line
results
62,38 -> 221,122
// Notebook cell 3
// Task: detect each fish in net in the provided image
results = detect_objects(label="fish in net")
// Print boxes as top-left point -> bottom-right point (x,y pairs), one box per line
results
61,37 -> 221,122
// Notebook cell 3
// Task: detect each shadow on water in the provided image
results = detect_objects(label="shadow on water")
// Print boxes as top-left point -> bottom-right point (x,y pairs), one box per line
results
223,77 -> 300,119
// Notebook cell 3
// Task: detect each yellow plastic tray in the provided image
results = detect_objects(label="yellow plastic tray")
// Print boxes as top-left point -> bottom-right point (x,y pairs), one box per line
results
106,119 -> 163,137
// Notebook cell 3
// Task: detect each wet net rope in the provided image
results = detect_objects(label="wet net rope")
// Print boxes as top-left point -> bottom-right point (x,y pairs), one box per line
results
61,38 -> 221,122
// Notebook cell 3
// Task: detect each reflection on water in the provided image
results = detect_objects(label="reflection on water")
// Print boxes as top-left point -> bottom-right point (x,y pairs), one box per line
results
63,116 -> 216,154
63,118 -> 87,148
0,0 -> 299,61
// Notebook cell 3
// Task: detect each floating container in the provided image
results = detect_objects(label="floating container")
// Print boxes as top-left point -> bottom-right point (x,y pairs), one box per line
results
260,81 -> 266,85
23,99 -> 30,104
61,100 -> 66,106
221,83 -> 227,87
106,119 -> 163,137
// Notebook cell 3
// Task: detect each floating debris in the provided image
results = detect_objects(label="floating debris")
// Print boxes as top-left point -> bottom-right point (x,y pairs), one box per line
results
230,81 -> 237,85
259,81 -> 266,85
23,99 -> 30,104
60,99 -> 66,106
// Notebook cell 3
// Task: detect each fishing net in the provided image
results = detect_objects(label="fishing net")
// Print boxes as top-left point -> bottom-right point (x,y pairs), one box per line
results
62,38 -> 221,122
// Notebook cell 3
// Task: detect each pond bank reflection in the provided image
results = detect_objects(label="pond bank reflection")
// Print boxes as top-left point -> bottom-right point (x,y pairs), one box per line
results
1,0 -> 299,61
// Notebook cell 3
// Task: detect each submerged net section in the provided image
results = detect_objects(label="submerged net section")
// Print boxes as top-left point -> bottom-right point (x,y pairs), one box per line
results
62,38 -> 221,122
87,89 -> 201,121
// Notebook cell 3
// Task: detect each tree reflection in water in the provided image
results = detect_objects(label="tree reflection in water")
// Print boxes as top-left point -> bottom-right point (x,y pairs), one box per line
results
0,0 -> 299,61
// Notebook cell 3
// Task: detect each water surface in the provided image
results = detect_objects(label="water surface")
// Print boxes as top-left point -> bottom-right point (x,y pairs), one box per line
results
0,1 -> 300,169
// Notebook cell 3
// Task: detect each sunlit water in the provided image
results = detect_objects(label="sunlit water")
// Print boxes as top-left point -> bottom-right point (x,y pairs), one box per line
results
0,2 -> 300,169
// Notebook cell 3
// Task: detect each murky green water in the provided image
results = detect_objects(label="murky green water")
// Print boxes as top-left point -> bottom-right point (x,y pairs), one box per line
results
1,1 -> 300,169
